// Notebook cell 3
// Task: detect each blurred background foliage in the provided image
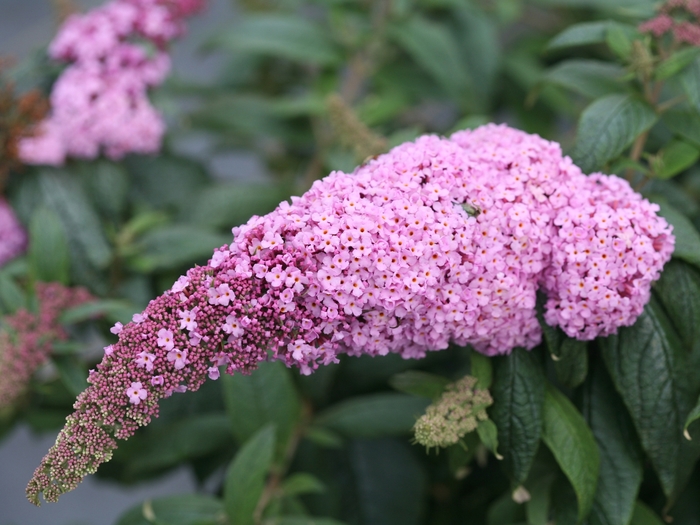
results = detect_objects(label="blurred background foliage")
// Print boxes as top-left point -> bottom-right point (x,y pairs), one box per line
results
6,0 -> 700,524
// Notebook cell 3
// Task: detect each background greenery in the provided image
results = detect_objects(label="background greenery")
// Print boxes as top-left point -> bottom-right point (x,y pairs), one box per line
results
5,0 -> 700,524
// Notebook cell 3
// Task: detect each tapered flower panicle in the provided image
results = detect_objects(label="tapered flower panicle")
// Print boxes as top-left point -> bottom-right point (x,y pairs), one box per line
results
27,125 -> 674,504
0,198 -> 26,266
0,283 -> 92,410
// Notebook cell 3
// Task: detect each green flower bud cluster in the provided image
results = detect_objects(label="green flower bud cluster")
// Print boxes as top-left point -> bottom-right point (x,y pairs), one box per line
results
413,375 -> 493,450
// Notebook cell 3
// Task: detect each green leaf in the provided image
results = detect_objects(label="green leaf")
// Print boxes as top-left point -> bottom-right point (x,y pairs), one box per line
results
630,502 -> 665,525
600,299 -> 700,501
653,140 -> 699,179
526,474 -> 555,525
543,60 -> 625,99
683,394 -> 700,440
212,14 -> 340,66
388,371 -> 450,399
471,351 -> 493,389
315,394 -> 429,438
541,383 -> 600,523
348,438 -> 426,525
570,94 -> 658,173
265,519 -> 346,525
84,160 -> 130,221
654,200 -> 700,268
280,473 -> 326,497
680,57 -> 700,112
490,347 -> 546,484
116,494 -> 224,525
583,362 -> 643,525
51,355 -> 88,396
0,273 -> 26,313
662,108 -> 700,147
224,425 -> 276,525
477,419 -> 501,459
655,47 -> 700,81
128,225 -> 230,272
303,426 -> 343,448
389,15 -> 471,98
60,299 -> 137,325
606,22 -> 633,59
654,260 -> 700,351
546,21 -> 610,52
28,206 -> 69,285
540,317 -> 589,388
222,361 -> 301,454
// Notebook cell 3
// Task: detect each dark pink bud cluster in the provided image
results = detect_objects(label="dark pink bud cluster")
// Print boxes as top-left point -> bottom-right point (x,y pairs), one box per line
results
27,125 -> 674,504
17,0 -> 205,165
0,282 -> 92,410
639,0 -> 700,45
0,198 -> 26,267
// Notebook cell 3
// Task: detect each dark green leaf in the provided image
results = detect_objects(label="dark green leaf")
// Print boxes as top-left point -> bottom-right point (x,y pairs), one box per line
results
129,225 -> 230,272
280,473 -> 326,497
471,351 -> 494,389
388,371 -> 450,399
389,15 -> 471,98
212,14 -> 340,66
348,438 -> 426,525
556,340 -> 589,389
526,474 -> 555,525
303,426 -> 343,449
570,94 -> 657,173
85,160 -> 130,221
680,57 -> 700,112
684,394 -> 700,440
546,21 -> 610,52
315,394 -> 429,438
28,207 -> 69,285
601,299 -> 700,501
60,299 -> 137,325
654,141 -> 699,179
654,200 -> 700,268
477,419 -> 501,459
542,383 -> 600,522
116,494 -> 224,525
543,60 -> 625,99
630,502 -> 664,525
655,47 -> 700,81
0,273 -> 26,313
490,347 -> 545,484
51,355 -> 88,396
265,519 -> 346,525
662,108 -> 700,147
222,361 -> 301,454
654,260 -> 700,350
583,362 -> 643,525
224,425 -> 276,525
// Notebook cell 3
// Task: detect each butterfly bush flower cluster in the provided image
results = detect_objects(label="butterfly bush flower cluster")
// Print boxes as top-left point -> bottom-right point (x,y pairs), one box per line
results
17,0 -> 205,166
0,283 -> 92,410
639,0 -> 700,46
27,124 -> 674,504
0,198 -> 26,267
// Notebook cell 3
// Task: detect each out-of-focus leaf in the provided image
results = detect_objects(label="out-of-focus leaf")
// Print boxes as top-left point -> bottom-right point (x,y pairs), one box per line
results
265,519 -> 346,525
84,160 -> 130,221
303,426 -> 343,449
389,14 -> 471,98
128,225 -> 229,272
570,94 -> 657,173
222,361 -> 301,456
280,472 -> 326,497
606,22 -> 633,59
653,140 -> 700,179
348,438 -> 426,525
211,14 -> 340,66
526,474 -> 555,525
60,299 -> 137,325
0,273 -> 26,313
543,60 -> 625,99
51,355 -> 88,396
680,58 -> 700,112
656,47 -> 700,81
583,362 -> 643,525
542,383 -> 600,522
662,108 -> 700,147
28,207 -> 69,285
471,351 -> 493,389
546,21 -> 610,52
490,347 -> 545,484
188,183 -> 289,230
630,502 -> 664,525
654,200 -> 700,268
315,394 -> 429,438
224,425 -> 276,525
388,371 -> 449,399
116,494 -> 224,525
601,299 -> 700,502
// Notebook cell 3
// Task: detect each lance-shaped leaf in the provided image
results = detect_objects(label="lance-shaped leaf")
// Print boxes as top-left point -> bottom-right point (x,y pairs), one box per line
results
546,21 -> 610,51
600,299 -> 700,502
570,94 -> 657,173
116,494 -> 225,525
543,59 -> 625,99
542,383 -> 600,523
28,207 -> 69,285
583,362 -> 643,525
490,348 -> 545,484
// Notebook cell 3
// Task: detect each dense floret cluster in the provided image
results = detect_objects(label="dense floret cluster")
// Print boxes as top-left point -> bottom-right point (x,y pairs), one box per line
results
27,125 -> 674,504
17,0 -> 205,165
0,198 -> 26,266
639,0 -> 700,46
0,283 -> 92,410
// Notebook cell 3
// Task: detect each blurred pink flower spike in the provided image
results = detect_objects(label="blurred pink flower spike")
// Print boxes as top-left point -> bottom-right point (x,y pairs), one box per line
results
26,125 -> 674,505
18,0 -> 206,166
0,198 -> 27,267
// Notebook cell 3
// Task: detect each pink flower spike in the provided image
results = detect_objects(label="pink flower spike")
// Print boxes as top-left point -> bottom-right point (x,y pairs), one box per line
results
126,382 -> 147,405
